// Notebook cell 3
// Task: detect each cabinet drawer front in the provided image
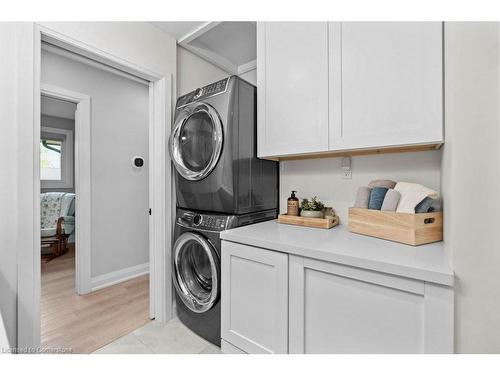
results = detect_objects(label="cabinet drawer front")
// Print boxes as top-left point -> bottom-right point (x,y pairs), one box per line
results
330,22 -> 443,150
303,257 -> 425,295
258,22 -> 329,157
221,241 -> 288,354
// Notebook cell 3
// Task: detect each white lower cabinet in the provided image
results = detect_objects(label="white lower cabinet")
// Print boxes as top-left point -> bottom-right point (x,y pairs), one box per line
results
221,241 -> 454,354
288,256 -> 453,354
221,241 -> 289,354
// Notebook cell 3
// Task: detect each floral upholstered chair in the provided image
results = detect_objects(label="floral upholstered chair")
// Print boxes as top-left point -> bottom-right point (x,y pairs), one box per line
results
40,192 -> 75,260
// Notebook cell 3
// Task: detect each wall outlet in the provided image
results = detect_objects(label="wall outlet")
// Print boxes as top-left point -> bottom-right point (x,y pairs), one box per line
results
341,156 -> 352,179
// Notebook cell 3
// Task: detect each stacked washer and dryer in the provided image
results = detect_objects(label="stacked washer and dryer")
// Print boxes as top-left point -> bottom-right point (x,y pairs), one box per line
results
169,76 -> 279,346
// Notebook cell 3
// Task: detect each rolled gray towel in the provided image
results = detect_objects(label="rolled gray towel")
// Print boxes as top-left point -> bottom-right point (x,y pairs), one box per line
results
368,187 -> 389,210
381,189 -> 401,211
354,186 -> 371,208
368,179 -> 397,190
415,197 -> 442,213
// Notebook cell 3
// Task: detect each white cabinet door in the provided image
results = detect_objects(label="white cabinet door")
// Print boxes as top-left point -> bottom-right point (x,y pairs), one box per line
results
257,22 -> 329,158
289,256 -> 453,354
221,241 -> 288,354
329,22 -> 443,150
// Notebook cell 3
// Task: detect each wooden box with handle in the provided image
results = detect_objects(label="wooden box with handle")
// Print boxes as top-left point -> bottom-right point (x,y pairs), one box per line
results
348,207 -> 443,246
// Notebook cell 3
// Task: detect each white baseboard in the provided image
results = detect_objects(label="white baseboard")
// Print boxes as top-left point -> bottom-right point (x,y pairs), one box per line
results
91,262 -> 149,291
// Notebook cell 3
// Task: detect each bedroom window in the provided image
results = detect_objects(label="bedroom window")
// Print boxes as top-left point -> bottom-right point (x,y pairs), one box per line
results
41,138 -> 63,180
40,126 -> 74,189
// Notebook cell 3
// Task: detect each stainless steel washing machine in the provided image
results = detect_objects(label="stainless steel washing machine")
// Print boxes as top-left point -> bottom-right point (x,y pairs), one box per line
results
169,76 -> 278,215
172,208 -> 277,346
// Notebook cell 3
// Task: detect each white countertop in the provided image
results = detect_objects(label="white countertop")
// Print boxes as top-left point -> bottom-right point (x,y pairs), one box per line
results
221,220 -> 454,286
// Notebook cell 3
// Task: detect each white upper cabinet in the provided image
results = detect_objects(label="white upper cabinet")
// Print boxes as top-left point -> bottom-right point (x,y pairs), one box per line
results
329,22 -> 443,150
257,22 -> 329,158
257,22 -> 443,159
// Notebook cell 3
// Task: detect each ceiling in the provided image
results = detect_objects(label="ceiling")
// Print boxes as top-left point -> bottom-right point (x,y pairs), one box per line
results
151,22 -> 206,41
189,22 -> 256,67
41,96 -> 77,120
152,21 -> 257,75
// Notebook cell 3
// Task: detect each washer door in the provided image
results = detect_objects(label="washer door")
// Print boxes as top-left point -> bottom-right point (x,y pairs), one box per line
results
169,102 -> 223,181
172,232 -> 220,313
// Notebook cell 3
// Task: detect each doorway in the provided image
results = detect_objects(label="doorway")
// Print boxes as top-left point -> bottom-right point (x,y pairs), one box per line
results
16,24 -> 172,350
38,44 -> 153,353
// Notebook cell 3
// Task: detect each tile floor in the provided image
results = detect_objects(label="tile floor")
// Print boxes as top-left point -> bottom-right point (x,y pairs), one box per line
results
94,318 -> 221,354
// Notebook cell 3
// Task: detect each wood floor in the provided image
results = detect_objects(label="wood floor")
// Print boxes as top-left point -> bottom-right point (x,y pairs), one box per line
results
41,246 -> 151,354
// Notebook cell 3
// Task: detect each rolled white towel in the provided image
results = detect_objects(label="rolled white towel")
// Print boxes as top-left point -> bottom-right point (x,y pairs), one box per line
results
394,182 -> 439,213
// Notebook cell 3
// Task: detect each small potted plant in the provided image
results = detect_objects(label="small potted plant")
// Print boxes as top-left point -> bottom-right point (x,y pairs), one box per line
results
300,196 -> 325,218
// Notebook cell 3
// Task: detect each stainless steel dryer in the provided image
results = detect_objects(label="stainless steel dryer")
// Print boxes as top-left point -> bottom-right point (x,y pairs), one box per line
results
169,76 -> 278,215
173,208 -> 277,346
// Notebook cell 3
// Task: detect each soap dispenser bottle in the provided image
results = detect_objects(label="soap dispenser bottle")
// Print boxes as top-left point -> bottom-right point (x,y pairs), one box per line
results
287,190 -> 300,216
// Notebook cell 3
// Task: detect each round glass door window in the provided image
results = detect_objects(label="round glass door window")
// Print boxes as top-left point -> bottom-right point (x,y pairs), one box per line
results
172,232 -> 219,313
169,103 -> 223,181
180,111 -> 216,172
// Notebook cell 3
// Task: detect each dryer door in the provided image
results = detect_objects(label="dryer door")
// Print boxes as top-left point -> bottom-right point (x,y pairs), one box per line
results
169,102 -> 223,181
172,232 -> 220,313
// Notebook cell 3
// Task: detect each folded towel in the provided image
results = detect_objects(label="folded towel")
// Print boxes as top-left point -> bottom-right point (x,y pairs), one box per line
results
380,189 -> 401,211
368,179 -> 397,190
353,187 -> 371,208
395,182 -> 439,213
368,187 -> 388,210
415,197 -> 442,213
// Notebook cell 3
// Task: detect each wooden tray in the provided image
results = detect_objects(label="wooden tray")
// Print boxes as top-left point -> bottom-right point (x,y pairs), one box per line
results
348,207 -> 443,246
278,214 -> 339,229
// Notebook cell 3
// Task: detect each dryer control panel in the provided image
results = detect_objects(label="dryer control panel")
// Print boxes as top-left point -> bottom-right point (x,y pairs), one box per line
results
176,77 -> 229,108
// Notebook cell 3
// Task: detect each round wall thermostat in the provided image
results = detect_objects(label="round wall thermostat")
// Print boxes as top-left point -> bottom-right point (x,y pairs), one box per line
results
132,156 -> 145,168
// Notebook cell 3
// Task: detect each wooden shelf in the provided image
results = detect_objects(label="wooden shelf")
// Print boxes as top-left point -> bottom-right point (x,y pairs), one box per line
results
260,143 -> 442,162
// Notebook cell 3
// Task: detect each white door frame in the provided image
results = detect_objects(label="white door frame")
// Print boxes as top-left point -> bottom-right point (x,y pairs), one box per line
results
24,24 -> 173,348
40,84 -> 92,295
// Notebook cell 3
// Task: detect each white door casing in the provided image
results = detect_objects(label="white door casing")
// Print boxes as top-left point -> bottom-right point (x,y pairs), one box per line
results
40,84 -> 92,295
18,23 -> 173,349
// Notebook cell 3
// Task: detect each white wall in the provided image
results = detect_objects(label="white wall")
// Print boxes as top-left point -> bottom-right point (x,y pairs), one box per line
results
41,49 -> 150,278
39,22 -> 178,119
239,68 -> 257,86
280,151 -> 442,223
0,23 -> 22,349
39,22 -> 176,81
177,46 -> 229,96
442,22 -> 500,353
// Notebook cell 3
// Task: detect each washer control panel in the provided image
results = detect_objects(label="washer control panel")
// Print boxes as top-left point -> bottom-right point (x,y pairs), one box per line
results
179,211 -> 228,231
199,215 -> 227,231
